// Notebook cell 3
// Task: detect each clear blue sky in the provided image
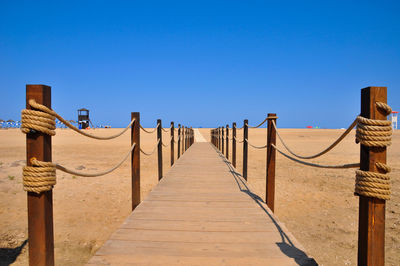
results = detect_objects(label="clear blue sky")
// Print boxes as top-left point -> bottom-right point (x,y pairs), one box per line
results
1,1 -> 399,128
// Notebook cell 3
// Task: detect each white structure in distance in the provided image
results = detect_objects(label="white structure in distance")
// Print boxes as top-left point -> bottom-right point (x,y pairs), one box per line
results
392,111 -> 398,130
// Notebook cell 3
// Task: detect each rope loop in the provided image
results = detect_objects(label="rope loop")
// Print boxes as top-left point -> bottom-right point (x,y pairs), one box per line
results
376,101 -> 392,116
354,102 -> 393,200
23,159 -> 56,193
21,109 -> 56,136
355,116 -> 392,147
355,162 -> 391,200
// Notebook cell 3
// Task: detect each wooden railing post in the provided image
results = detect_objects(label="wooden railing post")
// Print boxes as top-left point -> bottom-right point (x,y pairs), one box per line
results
187,127 -> 189,149
170,122 -> 174,166
191,127 -> 193,146
215,129 -> 217,147
177,124 -> 181,159
266,113 -> 277,212
213,129 -> 216,147
221,127 -> 223,152
216,128 -> 219,149
182,126 -> 185,154
226,124 -> 229,160
357,87 -> 387,266
232,122 -> 236,168
219,127 -> 221,151
26,84 -> 55,266
243,119 -> 248,180
157,119 -> 163,180
131,112 -> 140,211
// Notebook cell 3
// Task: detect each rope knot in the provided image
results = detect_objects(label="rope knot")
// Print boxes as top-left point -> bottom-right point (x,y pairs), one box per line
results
354,102 -> 392,200
21,100 -> 56,136
23,159 -> 56,193
355,116 -> 392,148
355,162 -> 391,200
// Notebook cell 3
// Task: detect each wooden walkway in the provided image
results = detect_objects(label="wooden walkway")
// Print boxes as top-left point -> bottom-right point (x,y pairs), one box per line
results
87,143 -> 315,265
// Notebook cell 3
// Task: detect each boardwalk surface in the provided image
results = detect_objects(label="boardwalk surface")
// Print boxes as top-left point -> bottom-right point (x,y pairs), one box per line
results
87,143 -> 315,265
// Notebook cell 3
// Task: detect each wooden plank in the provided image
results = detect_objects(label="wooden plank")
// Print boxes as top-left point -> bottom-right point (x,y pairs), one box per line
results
87,142 -> 314,265
95,240 -> 297,258
88,255 -> 298,266
111,229 -> 284,244
120,219 -> 276,232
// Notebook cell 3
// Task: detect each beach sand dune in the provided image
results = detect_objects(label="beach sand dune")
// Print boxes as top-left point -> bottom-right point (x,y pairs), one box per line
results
0,128 -> 399,265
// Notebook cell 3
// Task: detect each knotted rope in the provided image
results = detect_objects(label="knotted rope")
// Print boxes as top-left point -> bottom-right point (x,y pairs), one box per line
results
21,109 -> 56,136
355,116 -> 392,147
354,102 -> 392,200
23,159 -> 56,193
22,143 -> 137,193
21,99 -> 135,140
355,163 -> 391,200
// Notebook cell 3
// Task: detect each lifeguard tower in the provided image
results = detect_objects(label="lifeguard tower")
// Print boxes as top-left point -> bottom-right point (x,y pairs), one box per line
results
78,108 -> 90,129
392,111 -> 398,130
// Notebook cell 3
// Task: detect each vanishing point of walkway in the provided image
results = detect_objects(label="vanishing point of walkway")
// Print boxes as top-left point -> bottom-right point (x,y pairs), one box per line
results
87,143 -> 315,265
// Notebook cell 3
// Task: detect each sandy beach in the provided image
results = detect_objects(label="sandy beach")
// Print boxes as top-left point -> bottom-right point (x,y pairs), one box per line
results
0,127 -> 398,265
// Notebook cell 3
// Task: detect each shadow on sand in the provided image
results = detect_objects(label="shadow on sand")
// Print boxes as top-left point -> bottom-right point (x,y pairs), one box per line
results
0,239 -> 28,266
214,147 -> 318,266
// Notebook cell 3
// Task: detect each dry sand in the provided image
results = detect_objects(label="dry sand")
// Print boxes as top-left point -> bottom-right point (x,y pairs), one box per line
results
0,128 -> 398,265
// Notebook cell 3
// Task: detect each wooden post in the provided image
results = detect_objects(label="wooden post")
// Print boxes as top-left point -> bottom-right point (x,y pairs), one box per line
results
189,128 -> 191,147
26,84 -> 55,266
213,129 -> 215,147
266,113 -> 277,212
170,122 -> 174,166
357,87 -> 387,266
214,129 -> 216,147
219,127 -> 221,151
177,124 -> 181,159
226,124 -> 229,160
222,126 -> 225,155
185,127 -> 187,152
157,119 -> 163,180
216,128 -> 218,149
232,122 -> 236,168
182,126 -> 185,154
131,112 -> 140,211
243,119 -> 248,180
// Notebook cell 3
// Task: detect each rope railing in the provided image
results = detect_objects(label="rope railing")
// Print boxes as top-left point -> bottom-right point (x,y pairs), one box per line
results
246,139 -> 268,149
162,136 -> 173,147
23,143 -> 137,193
272,144 -> 360,169
21,84 -> 196,265
210,87 -> 393,265
21,99 -> 136,140
140,123 -> 158,133
234,136 -> 244,143
246,117 -> 268,128
140,139 -> 160,156
161,126 -> 171,132
272,119 -> 357,159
